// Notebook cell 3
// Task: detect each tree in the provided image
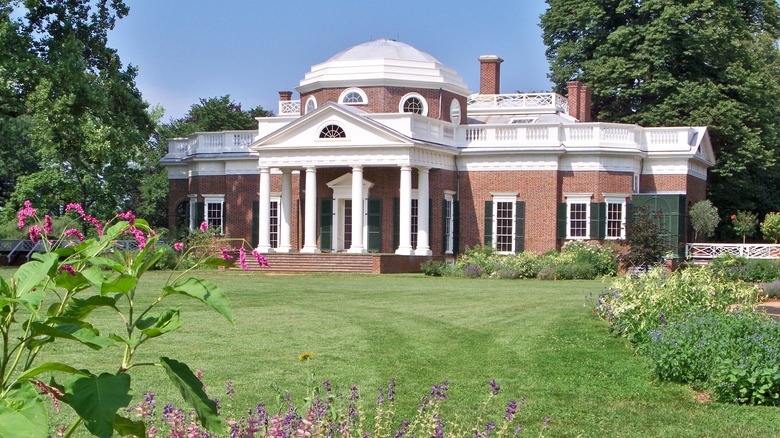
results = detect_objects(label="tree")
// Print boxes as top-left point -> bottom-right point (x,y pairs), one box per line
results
689,199 -> 719,242
620,206 -> 671,269
760,212 -> 780,243
731,210 -> 758,243
168,95 -> 271,137
540,1 -> 780,219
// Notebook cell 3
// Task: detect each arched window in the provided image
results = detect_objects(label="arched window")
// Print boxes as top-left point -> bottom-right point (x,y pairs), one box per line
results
305,97 -> 317,114
450,99 -> 461,125
319,124 -> 346,139
399,93 -> 428,116
339,88 -> 367,105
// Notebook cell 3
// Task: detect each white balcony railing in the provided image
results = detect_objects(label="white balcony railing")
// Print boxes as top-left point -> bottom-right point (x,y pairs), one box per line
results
686,243 -> 780,260
279,100 -> 301,115
467,93 -> 569,114
166,131 -> 257,158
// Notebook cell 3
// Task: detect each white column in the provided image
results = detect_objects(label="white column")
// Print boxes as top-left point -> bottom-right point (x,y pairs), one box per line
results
257,167 -> 272,253
188,194 -> 198,230
348,165 -> 366,253
277,169 -> 293,253
395,165 -> 413,255
416,167 -> 431,256
301,166 -> 320,253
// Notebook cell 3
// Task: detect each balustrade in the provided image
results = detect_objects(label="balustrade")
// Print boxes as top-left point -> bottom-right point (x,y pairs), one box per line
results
686,243 -> 780,260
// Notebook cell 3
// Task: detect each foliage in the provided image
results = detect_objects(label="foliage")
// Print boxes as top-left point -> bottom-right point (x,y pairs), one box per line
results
130,377 -> 550,438
594,267 -> 761,344
689,200 -> 720,241
164,95 -> 272,138
760,212 -> 780,243
420,260 -> 446,277
0,202 -> 238,437
620,206 -> 671,269
708,254 -> 780,283
454,245 -> 499,276
761,279 -> 780,299
540,0 -> 780,221
645,311 -> 780,405
731,211 -> 758,243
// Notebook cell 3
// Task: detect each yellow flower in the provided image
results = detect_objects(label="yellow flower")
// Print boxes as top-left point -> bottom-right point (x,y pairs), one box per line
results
298,352 -> 314,361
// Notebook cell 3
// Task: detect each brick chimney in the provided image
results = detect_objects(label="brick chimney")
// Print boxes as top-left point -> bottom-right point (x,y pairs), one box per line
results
478,55 -> 503,95
566,81 -> 592,122
278,91 -> 293,102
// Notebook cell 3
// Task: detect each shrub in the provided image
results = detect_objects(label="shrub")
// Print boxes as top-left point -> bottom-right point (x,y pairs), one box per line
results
594,267 -> 762,344
689,199 -> 720,241
461,264 -> 485,278
762,279 -> 780,299
152,242 -> 179,270
708,254 -> 780,283
498,252 -> 542,279
620,206 -> 671,269
561,241 -> 618,277
760,212 -> 780,243
455,245 -> 499,275
731,210 -> 758,243
645,312 -> 780,405
420,260 -> 446,276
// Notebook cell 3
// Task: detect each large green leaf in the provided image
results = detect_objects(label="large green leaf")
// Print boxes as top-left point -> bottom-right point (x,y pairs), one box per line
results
53,268 -> 92,293
136,309 -> 181,338
62,296 -> 118,320
113,414 -> 146,437
100,274 -> 137,296
12,252 -> 59,303
0,382 -> 48,438
63,373 -> 132,438
29,318 -> 113,350
80,266 -> 107,290
16,362 -> 89,382
163,278 -> 233,324
201,256 -> 236,268
160,357 -> 224,434
89,256 -> 125,272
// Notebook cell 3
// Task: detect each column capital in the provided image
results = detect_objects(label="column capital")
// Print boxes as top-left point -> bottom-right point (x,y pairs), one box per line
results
416,166 -> 430,174
351,164 -> 364,171
258,166 -> 271,172
399,165 -> 412,171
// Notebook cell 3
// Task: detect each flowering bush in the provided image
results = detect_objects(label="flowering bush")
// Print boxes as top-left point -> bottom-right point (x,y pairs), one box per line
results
708,254 -> 780,283
645,311 -> 780,405
128,377 -> 552,437
0,202 -> 250,437
594,267 -> 761,344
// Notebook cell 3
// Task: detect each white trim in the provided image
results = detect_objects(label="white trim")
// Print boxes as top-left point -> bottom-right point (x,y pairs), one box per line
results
565,193 -> 592,240
399,92 -> 428,116
604,195 -> 628,240
338,88 -> 368,105
305,97 -> 317,114
492,194 -> 517,254
203,194 -> 226,235
444,193 -> 455,254
316,121 -> 348,140
450,99 -> 461,125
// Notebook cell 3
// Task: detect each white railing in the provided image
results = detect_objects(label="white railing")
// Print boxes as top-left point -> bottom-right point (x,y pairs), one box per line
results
467,93 -> 569,114
686,243 -> 780,260
279,100 -> 301,115
165,130 -> 256,159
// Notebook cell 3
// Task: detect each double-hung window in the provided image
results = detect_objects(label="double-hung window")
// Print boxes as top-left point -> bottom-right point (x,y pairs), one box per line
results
565,194 -> 592,240
604,195 -> 627,240
490,193 -> 518,254
203,195 -> 225,235
443,193 -> 455,254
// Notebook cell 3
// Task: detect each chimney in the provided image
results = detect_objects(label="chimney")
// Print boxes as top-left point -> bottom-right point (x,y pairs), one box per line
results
478,55 -> 503,95
566,81 -> 592,122
278,91 -> 293,102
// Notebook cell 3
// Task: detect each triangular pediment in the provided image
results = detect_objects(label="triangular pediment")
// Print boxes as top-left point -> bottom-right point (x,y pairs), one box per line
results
250,103 -> 415,151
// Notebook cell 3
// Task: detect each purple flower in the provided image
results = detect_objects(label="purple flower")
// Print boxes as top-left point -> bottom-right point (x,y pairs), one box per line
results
393,420 -> 409,438
43,215 -> 53,234
226,380 -> 235,399
387,378 -> 396,402
28,225 -> 42,243
323,380 -> 332,392
660,313 -> 667,324
489,379 -> 500,395
505,399 -> 517,421
543,415 -> 551,430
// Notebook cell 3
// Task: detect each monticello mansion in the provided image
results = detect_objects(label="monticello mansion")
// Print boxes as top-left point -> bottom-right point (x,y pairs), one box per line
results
161,39 -> 714,268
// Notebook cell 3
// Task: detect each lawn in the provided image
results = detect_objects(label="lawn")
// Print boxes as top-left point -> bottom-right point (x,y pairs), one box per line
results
2,267 -> 780,436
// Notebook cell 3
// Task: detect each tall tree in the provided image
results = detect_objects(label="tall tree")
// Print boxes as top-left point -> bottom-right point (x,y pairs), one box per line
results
540,0 -> 780,219
167,95 -> 271,137
1,0 -> 153,220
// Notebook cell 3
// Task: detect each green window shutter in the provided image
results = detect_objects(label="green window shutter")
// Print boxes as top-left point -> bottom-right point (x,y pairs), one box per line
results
222,201 -> 227,235
441,199 -> 448,253
320,198 -> 333,251
367,198 -> 381,252
557,203 -> 567,239
591,202 -> 606,240
393,197 -> 399,250
515,201 -> 525,253
428,199 -> 433,236
484,201 -> 493,245
453,200 -> 460,254
625,203 -> 635,240
251,201 -> 259,247
195,202 -> 204,228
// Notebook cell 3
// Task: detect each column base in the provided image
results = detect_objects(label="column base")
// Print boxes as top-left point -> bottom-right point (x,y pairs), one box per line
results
255,245 -> 273,254
300,246 -> 321,254
275,246 -> 293,253
395,247 -> 414,256
414,248 -> 432,256
347,246 -> 366,254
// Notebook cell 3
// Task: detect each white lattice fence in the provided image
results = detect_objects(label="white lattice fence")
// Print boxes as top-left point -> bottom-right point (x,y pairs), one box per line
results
686,243 -> 780,260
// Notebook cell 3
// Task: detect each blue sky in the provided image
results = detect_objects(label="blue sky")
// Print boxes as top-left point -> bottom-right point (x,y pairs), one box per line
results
108,1 -> 553,121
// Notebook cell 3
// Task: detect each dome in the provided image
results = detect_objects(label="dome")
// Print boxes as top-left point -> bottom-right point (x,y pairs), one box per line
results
297,39 -> 471,96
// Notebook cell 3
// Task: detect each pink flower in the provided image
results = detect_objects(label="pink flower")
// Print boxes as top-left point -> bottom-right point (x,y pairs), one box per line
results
199,221 -> 208,233
28,225 -> 42,243
252,249 -> 270,267
43,214 -> 53,234
117,210 -> 135,226
127,227 -> 146,250
65,203 -> 84,217
64,228 -> 84,241
83,215 -> 103,236
239,247 -> 249,270
220,247 -> 234,260
17,200 -> 37,230
731,214 -> 736,220
59,265 -> 77,277
174,242 -> 184,251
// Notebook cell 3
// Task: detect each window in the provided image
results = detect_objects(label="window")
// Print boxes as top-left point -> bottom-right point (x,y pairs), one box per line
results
319,124 -> 346,138
565,194 -> 592,239
339,88 -> 367,105
399,93 -> 428,116
450,99 -> 461,125
494,201 -> 514,252
269,199 -> 279,248
510,117 -> 537,124
605,196 -> 627,240
305,97 -> 317,114
411,199 -> 419,249
203,195 -> 225,235
444,194 -> 454,254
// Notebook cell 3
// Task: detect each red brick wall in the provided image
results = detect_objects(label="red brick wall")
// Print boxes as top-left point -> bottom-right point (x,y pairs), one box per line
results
640,174 -> 688,194
168,180 -> 189,231
560,171 -> 634,201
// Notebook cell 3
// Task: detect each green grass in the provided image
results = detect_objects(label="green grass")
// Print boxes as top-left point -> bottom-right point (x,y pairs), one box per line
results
2,267 -> 780,436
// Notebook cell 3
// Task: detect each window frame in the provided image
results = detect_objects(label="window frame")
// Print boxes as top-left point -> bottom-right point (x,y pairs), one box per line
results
339,88 -> 367,105
449,99 -> 461,125
203,194 -> 225,235
604,195 -> 627,240
491,193 -> 518,254
399,92 -> 428,116
444,193 -> 455,254
565,193 -> 592,240
318,123 -> 347,139
305,97 -> 317,114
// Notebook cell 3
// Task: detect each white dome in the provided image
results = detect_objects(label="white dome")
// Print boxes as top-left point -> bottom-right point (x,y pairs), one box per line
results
297,39 -> 471,96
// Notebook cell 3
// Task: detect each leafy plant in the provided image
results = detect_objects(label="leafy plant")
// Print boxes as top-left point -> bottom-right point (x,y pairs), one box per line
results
689,200 -> 720,241
708,254 -> 780,283
0,202 -> 253,437
620,206 -> 671,269
731,211 -> 758,243
420,260 -> 446,277
760,212 -> 780,243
